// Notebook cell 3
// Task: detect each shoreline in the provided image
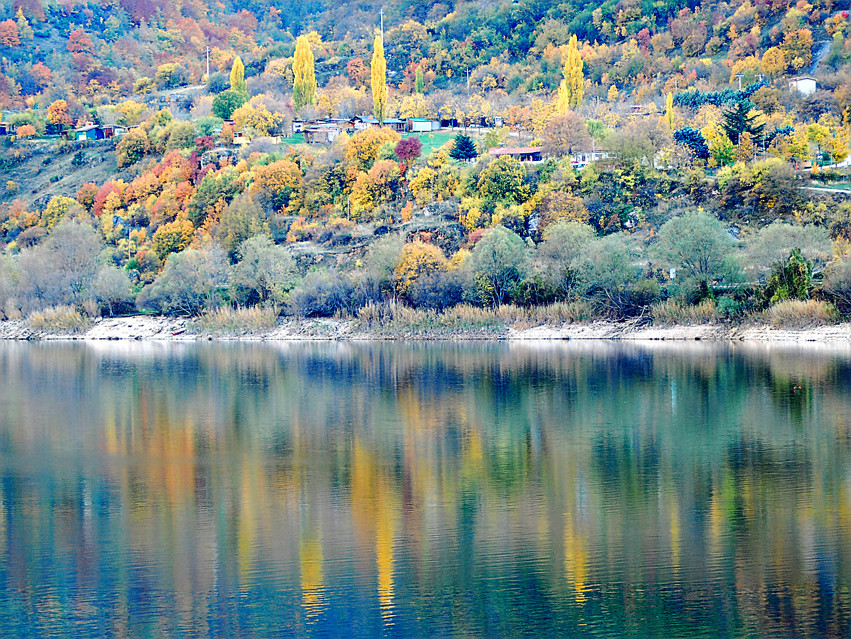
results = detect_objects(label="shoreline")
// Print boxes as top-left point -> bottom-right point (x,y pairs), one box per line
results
2,315 -> 851,343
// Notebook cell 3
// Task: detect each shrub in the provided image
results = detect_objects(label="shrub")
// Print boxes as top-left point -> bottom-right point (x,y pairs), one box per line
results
27,305 -> 91,332
408,270 -> 464,310
193,305 -> 280,334
823,257 -> 851,314
651,299 -> 718,325
288,270 -> 357,317
758,299 -> 839,328
136,247 -> 227,315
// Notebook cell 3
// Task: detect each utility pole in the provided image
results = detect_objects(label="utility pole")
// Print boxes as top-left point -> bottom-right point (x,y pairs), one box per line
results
379,7 -> 384,44
735,73 -> 743,91
205,46 -> 210,85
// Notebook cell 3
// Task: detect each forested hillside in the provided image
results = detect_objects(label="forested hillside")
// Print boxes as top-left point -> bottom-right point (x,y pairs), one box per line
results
1,0 -> 851,331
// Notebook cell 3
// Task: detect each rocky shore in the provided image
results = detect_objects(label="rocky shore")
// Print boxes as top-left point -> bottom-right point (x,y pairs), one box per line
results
2,315 -> 851,342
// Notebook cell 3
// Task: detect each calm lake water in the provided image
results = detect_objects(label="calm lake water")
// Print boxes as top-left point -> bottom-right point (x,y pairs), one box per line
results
1,341 -> 851,638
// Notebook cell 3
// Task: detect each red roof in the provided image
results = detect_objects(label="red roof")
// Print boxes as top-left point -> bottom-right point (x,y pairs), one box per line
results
488,147 -> 542,156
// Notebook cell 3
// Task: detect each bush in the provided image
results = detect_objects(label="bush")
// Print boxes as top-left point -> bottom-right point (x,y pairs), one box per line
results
136,247 -> 227,315
193,305 -> 280,334
288,270 -> 357,317
27,305 -> 91,332
651,299 -> 718,325
823,257 -> 851,314
408,270 -> 464,310
758,299 -> 839,328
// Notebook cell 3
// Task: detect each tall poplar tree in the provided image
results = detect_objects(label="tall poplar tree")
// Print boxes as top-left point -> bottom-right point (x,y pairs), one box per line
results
293,35 -> 317,109
665,92 -> 674,129
371,34 -> 388,124
556,35 -> 583,114
230,56 -> 247,94
415,66 -> 424,94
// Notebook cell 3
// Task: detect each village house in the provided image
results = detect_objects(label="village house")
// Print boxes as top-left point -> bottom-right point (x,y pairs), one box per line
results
488,146 -> 543,163
788,76 -> 817,96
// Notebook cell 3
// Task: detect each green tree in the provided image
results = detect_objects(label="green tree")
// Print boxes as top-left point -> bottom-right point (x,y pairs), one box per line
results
450,133 -> 478,161
137,247 -> 227,315
762,248 -> 812,303
293,35 -> 317,109
229,235 -> 298,305
537,220 -> 596,299
212,89 -> 247,120
470,225 -> 531,306
371,35 -> 388,124
415,66 -> 424,94
230,56 -> 247,93
478,156 -> 530,204
722,100 -> 765,145
652,210 -> 737,286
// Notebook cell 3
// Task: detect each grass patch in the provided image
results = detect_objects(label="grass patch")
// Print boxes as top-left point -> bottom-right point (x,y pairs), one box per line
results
355,301 -> 593,337
192,305 -> 280,334
756,299 -> 839,329
28,305 -> 92,332
651,299 -> 718,325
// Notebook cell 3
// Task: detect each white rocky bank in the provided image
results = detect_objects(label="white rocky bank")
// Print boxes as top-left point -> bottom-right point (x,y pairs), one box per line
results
2,316 -> 851,342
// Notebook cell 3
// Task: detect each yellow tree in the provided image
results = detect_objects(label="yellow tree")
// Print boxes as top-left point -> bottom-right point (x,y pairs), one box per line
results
230,56 -> 246,93
293,35 -> 317,109
556,34 -> 584,114
664,92 -> 674,129
371,34 -> 388,124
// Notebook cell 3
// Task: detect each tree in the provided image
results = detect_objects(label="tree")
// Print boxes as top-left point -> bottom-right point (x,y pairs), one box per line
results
664,92 -> 674,129
116,127 -> 150,167
556,34 -> 583,113
16,124 -> 36,138
744,222 -> 831,277
137,247 -> 227,315
537,220 -> 596,299
371,35 -> 388,124
578,234 -> 642,315
293,35 -> 317,109
674,127 -> 710,161
94,266 -> 133,316
155,63 -> 186,90
230,56 -> 247,93
823,257 -> 851,313
346,127 -> 401,170
449,133 -> 477,161
152,218 -> 195,260
470,226 -> 531,306
66,28 -> 92,54
395,137 -> 422,174
722,100 -> 765,145
394,241 -> 446,296
212,89 -> 247,120
17,222 -> 102,312
478,156 -> 529,204
543,112 -> 591,158
229,235 -> 298,305
415,65 -> 425,94
251,159 -> 304,212
762,249 -> 812,303
652,210 -> 736,285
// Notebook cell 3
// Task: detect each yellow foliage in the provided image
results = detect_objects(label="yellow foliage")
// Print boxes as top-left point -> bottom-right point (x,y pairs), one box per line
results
393,241 -> 446,294
345,127 -> 400,170
152,218 -> 195,260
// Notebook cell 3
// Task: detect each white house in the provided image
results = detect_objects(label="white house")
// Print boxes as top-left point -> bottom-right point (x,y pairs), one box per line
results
789,76 -> 817,96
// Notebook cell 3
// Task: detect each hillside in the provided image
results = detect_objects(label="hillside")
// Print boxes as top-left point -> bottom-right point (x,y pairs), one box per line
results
0,0 -> 850,332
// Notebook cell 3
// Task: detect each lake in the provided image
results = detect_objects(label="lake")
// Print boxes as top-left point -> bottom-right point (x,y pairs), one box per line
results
1,341 -> 850,638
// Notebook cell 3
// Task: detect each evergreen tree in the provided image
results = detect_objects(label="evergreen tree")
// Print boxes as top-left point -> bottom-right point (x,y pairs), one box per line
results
293,35 -> 317,109
415,66 -> 424,94
230,56 -> 246,94
556,34 -> 583,113
450,133 -> 478,161
722,100 -> 765,145
371,35 -> 388,124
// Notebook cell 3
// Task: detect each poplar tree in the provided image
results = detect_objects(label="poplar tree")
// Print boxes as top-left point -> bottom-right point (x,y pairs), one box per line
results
415,66 -> 424,94
230,56 -> 246,94
556,35 -> 583,114
371,35 -> 388,124
665,92 -> 674,129
293,35 -> 317,109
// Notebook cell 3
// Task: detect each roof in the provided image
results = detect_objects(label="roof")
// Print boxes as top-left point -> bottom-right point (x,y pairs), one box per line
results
410,118 -> 431,121
790,76 -> 817,82
75,124 -> 102,132
489,146 -> 543,156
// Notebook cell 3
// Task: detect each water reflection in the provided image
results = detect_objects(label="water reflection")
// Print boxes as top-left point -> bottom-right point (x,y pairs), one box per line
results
0,341 -> 850,637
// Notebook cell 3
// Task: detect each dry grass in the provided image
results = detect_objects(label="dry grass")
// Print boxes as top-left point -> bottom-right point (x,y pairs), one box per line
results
27,305 -> 91,332
356,301 -> 593,336
193,305 -> 280,334
651,299 -> 718,326
757,299 -> 839,329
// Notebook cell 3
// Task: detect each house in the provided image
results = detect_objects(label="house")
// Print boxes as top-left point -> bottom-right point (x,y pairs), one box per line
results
570,150 -> 610,168
303,124 -> 342,144
69,124 -> 116,141
789,76 -> 817,96
383,118 -> 407,133
488,147 -> 543,163
0,122 -> 9,136
407,118 -> 438,132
